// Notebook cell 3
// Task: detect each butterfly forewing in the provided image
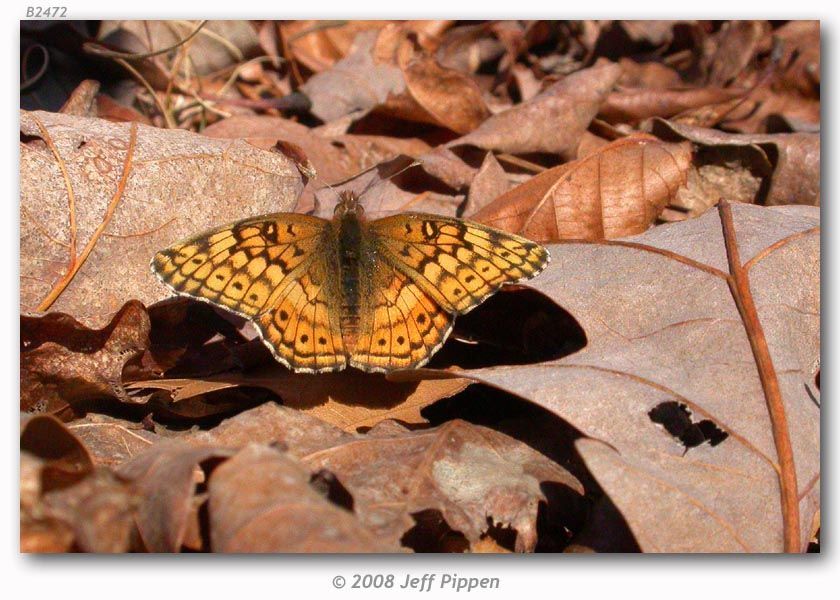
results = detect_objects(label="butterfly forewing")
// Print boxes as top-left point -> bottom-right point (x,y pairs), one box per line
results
368,213 -> 550,314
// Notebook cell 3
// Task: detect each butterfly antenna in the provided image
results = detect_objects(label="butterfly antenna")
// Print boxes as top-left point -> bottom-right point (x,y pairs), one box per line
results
357,158 -> 423,199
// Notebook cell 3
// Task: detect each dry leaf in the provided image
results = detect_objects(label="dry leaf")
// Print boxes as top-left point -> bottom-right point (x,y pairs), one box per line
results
472,135 -> 692,241
436,203 -> 819,552
302,419 -> 584,552
650,118 -> 820,207
99,20 -> 260,77
116,442 -> 234,552
303,26 -> 489,134
208,444 -> 399,552
452,60 -> 622,155
600,86 -> 746,125
129,367 -> 471,433
68,414 -> 159,467
20,110 -> 304,324
21,301 -> 151,416
186,402 -> 355,457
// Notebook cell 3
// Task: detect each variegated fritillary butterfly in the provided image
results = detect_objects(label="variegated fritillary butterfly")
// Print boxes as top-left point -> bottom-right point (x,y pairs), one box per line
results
151,192 -> 550,374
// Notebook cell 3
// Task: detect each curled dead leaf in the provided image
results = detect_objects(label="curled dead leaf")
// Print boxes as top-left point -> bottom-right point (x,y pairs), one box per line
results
472,134 -> 692,241
21,300 -> 151,417
302,419 -> 584,552
208,444 -> 399,552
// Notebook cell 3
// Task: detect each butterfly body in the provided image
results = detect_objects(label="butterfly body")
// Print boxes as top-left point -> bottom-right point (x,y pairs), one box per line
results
152,192 -> 549,374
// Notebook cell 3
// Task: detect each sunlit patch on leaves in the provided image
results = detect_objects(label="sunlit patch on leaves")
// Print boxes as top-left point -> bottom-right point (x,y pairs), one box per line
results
648,401 -> 729,450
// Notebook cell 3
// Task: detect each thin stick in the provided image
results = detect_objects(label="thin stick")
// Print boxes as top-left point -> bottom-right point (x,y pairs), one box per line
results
496,152 -> 547,173
115,57 -> 176,129
37,123 -> 138,311
32,117 -> 77,262
83,20 -> 208,61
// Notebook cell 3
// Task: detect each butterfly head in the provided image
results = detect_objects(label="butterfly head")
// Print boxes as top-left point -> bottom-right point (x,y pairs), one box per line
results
334,190 -> 365,219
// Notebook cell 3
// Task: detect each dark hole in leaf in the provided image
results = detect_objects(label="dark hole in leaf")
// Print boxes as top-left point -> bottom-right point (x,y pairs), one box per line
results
400,509 -> 469,553
648,401 -> 728,450
309,469 -> 354,512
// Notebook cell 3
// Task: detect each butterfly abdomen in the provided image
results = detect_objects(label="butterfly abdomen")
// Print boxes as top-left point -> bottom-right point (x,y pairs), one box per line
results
336,212 -> 364,342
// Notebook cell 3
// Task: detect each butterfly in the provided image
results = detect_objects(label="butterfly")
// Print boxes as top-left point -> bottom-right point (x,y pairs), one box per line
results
151,191 -> 550,374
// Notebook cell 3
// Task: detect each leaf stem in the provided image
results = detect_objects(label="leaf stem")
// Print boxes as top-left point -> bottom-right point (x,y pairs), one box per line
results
718,200 -> 801,552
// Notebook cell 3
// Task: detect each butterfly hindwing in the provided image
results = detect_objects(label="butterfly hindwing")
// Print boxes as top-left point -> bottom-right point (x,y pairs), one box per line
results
349,252 -> 452,373
368,213 -> 549,314
255,247 -> 346,373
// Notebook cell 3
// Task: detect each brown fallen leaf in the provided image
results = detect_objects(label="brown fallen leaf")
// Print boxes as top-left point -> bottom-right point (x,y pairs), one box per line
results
451,60 -> 622,156
431,202 -> 819,552
128,366 -> 471,433
279,20 -> 448,75
208,444 -> 399,552
300,29 -> 404,123
20,110 -> 304,324
59,79 -> 100,117
472,134 -> 692,241
771,20 -> 820,97
599,85 -> 746,125
186,402 -> 355,457
302,25 -> 489,134
301,419 -> 584,552
310,155 -> 465,219
279,20 -> 391,73
116,442 -> 234,552
22,460 -> 140,553
21,300 -> 151,416
719,84 -> 820,134
201,113 -> 433,212
20,453 -> 75,552
650,118 -> 820,208
21,413 -> 94,489
201,114 -> 360,186
616,58 -> 683,90
704,20 -> 770,86
67,414 -> 160,468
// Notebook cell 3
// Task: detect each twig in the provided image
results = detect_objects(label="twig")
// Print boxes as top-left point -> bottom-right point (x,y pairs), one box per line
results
20,44 -> 49,92
115,57 -> 176,129
496,153 -> 547,173
32,117 -> 77,262
83,20 -> 208,61
287,20 -> 348,42
37,123 -> 138,311
718,200 -> 801,552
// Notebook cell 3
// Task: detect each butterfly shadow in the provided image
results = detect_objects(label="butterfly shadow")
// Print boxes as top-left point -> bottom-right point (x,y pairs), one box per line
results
133,288 -> 584,418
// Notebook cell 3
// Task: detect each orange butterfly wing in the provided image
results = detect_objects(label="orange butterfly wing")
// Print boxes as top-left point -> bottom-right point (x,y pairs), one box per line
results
152,213 -> 346,373
368,213 -> 550,314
